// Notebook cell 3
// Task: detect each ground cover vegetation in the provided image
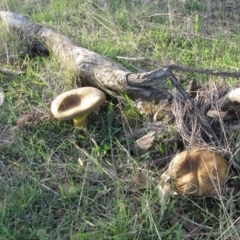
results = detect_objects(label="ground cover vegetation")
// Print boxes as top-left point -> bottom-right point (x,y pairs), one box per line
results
1,0 -> 240,239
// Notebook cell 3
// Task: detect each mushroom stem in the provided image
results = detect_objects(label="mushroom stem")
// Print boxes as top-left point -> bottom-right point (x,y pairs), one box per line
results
73,114 -> 88,127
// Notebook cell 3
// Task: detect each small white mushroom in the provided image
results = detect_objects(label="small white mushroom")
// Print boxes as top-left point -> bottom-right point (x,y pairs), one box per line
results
51,87 -> 106,127
217,88 -> 240,111
168,149 -> 228,197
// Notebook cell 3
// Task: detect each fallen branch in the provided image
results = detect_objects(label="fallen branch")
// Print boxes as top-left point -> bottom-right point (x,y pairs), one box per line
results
117,56 -> 240,78
0,11 -> 172,101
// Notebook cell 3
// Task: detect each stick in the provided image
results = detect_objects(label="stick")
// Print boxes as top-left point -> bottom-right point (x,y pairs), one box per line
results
117,56 -> 240,79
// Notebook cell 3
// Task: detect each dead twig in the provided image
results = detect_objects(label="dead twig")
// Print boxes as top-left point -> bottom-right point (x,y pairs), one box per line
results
117,56 -> 240,78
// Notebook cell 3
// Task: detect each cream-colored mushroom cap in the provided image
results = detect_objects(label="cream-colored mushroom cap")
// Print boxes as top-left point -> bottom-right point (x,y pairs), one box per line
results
217,88 -> 240,111
228,88 -> 240,103
51,87 -> 106,126
168,149 -> 228,197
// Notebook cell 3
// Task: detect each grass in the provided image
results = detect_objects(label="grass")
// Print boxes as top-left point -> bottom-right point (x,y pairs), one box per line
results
1,0 -> 240,239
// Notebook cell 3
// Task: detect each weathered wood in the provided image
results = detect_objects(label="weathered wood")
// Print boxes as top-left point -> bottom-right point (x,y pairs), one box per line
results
0,11 -> 172,101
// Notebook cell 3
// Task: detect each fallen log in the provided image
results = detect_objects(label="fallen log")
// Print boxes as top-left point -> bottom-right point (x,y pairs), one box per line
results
0,11 -> 172,101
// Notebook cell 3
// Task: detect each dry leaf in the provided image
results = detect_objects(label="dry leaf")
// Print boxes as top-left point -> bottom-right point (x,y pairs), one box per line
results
207,110 -> 228,118
61,182 -> 82,194
134,131 -> 156,154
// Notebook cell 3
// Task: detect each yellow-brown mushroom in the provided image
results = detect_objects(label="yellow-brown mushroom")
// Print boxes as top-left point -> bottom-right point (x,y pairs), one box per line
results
51,87 -> 106,127
168,149 -> 228,196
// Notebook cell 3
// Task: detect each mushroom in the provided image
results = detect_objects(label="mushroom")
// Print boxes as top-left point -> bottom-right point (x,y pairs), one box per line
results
51,87 -> 106,127
168,149 -> 228,197
217,88 -> 240,111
